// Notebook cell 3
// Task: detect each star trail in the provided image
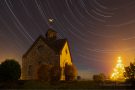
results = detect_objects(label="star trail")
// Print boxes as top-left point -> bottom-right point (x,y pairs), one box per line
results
1,0 -> 135,78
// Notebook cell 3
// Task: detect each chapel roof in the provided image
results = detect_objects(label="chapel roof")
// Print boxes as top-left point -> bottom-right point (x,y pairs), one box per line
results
23,35 -> 67,57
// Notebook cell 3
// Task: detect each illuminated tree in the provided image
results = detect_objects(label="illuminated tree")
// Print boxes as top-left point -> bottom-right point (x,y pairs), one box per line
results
111,56 -> 125,81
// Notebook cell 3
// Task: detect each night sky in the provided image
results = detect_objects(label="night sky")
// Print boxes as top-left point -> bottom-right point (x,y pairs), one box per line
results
1,0 -> 135,79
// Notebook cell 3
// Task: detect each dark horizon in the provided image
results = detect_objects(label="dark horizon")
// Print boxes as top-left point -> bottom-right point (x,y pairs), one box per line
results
0,0 -> 135,79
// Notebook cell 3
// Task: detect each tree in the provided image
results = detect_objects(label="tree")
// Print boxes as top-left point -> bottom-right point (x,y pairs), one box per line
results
124,62 -> 135,87
64,64 -> 77,81
93,75 -> 100,82
50,65 -> 61,81
111,56 -> 125,81
99,73 -> 106,81
93,73 -> 105,82
37,64 -> 52,81
124,62 -> 135,80
0,59 -> 21,81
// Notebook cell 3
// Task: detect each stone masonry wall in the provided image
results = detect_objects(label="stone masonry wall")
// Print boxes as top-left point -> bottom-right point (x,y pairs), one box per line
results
22,38 -> 60,80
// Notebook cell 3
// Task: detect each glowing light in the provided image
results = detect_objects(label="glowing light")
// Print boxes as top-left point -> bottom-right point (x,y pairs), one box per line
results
118,56 -> 122,63
48,18 -> 54,23
110,56 -> 125,81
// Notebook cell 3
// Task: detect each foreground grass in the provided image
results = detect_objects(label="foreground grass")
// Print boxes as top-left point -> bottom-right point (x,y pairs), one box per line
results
22,80 -> 98,89
0,80 -> 134,89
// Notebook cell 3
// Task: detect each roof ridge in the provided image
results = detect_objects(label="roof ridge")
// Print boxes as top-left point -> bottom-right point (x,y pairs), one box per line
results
23,35 -> 67,58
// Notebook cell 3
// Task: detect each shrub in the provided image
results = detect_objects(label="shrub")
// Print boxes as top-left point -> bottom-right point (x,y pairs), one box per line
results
37,64 -> 51,81
50,65 -> 61,81
64,64 -> 77,81
93,73 -> 106,82
0,59 -> 21,81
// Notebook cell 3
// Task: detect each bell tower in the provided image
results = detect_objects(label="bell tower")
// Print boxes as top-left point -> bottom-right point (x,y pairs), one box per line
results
46,28 -> 57,41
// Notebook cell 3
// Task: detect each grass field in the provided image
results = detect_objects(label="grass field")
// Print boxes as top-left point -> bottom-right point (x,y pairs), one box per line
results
0,80 -> 134,89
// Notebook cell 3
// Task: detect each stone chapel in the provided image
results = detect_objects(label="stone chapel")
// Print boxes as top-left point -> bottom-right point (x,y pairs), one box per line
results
22,28 -> 73,80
